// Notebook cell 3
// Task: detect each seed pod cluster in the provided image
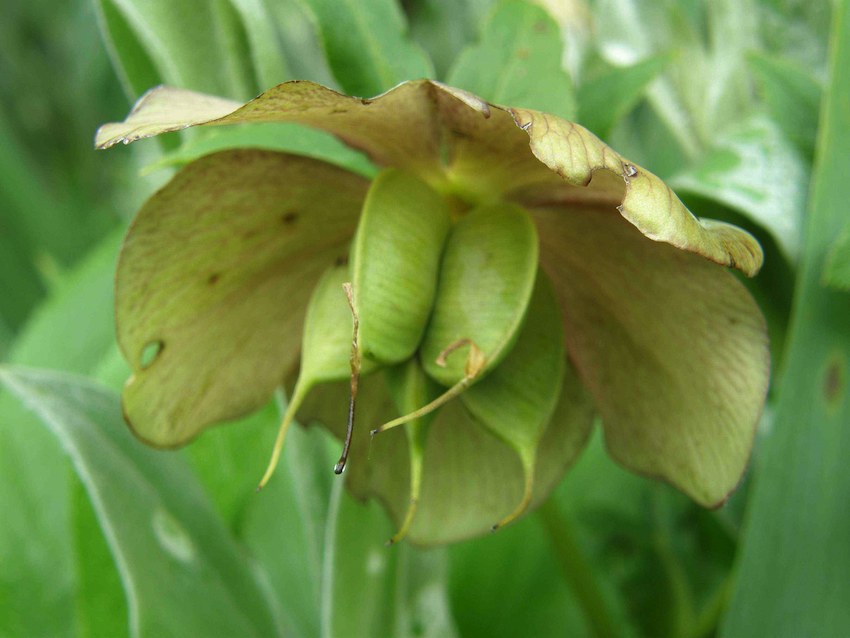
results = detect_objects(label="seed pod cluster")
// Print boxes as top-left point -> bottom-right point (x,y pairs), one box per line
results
260,168 -> 565,540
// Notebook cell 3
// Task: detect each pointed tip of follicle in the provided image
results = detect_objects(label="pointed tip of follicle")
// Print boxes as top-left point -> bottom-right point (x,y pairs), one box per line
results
490,472 -> 534,533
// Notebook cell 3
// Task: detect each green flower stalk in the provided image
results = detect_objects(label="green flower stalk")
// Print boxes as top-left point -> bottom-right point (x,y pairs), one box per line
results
96,80 -> 769,545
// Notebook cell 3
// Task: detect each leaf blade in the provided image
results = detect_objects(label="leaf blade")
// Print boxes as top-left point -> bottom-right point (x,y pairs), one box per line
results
0,367 -> 280,638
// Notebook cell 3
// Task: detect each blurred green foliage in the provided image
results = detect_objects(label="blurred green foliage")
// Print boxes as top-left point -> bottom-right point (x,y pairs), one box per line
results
1,0 -> 847,636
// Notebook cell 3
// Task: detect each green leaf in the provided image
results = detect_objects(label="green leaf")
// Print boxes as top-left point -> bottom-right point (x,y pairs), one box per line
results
0,367 -> 280,638
226,0 -> 291,88
535,206 -> 769,506
448,516 -> 589,637
320,479 -> 398,637
96,0 -> 255,99
577,54 -> 671,138
116,150 -> 367,446
392,546 -> 458,637
317,477 -> 459,636
594,0 -> 759,156
406,0 -> 494,78
298,0 -> 433,96
824,225 -> 850,290
71,481 -> 128,638
446,0 -> 576,119
671,114 -> 807,262
95,0 -> 161,97
0,234 -> 120,638
747,51 -> 822,157
264,0 -> 338,87
421,202 -> 539,386
723,2 -> 850,634
240,411 -> 337,638
353,169 -> 452,364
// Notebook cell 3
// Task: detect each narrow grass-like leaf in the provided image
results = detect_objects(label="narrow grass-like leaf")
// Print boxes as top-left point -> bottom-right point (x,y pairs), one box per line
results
0,367 -> 280,638
0,234 -> 120,638
71,482 -> 127,638
97,0 -> 255,98
747,51 -> 822,157
320,480 -> 397,637
723,3 -> 850,634
226,0 -> 291,88
392,545 -> 458,637
823,225 -> 850,290
241,413 -> 338,638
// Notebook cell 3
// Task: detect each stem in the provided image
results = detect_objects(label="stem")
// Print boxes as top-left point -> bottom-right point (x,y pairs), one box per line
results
538,500 -> 620,638
651,489 -> 696,638
687,574 -> 735,638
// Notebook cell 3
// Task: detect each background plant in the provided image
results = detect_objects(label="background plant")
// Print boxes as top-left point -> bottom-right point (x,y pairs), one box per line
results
0,0 -> 847,636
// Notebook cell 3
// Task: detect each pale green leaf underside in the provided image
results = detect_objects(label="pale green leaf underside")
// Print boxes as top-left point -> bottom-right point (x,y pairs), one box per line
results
96,79 -> 762,276
0,366 -> 278,637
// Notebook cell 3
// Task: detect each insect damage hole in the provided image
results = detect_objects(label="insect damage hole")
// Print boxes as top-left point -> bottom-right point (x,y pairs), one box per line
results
139,340 -> 164,370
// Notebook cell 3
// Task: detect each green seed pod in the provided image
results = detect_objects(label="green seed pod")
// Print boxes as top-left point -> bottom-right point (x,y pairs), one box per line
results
370,202 -> 539,436
421,202 -> 539,386
351,168 -> 452,364
460,270 -> 565,529
383,359 -> 443,545
258,264 -> 376,488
